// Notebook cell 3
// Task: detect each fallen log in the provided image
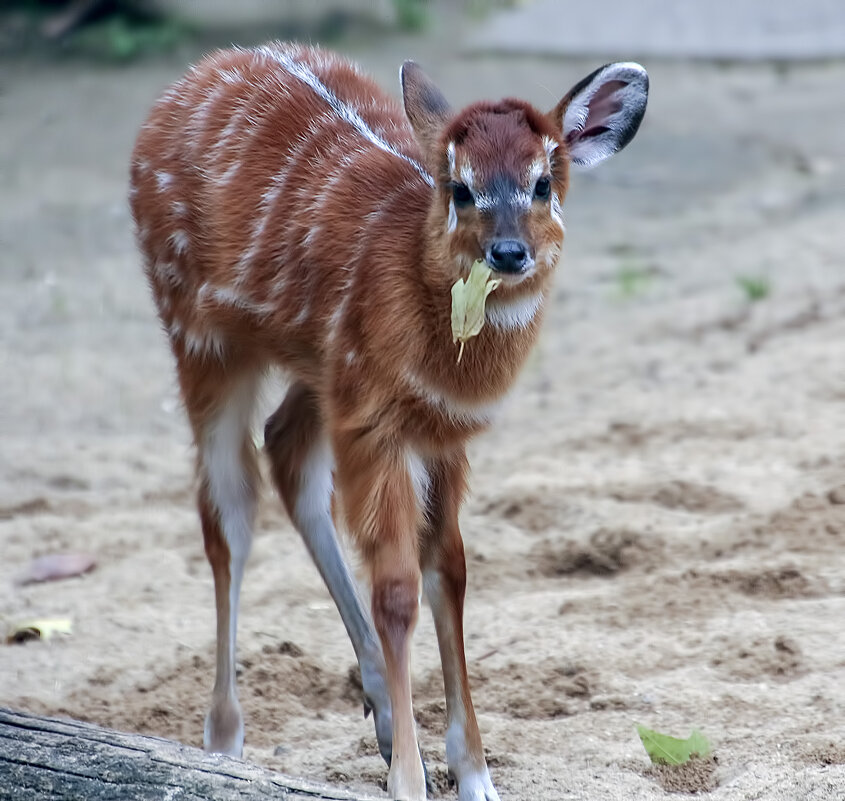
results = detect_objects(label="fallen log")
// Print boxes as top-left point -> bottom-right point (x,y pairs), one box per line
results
0,707 -> 380,801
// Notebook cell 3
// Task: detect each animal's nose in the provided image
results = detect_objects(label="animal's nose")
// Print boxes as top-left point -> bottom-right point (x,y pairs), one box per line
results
487,240 -> 529,273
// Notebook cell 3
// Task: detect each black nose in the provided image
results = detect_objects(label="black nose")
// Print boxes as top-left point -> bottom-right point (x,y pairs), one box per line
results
487,240 -> 528,273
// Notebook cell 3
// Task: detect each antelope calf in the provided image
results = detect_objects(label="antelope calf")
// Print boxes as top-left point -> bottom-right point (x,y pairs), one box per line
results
130,43 -> 648,801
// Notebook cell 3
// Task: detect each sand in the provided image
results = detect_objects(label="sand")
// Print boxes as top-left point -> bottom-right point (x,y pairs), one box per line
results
1,27 -> 845,801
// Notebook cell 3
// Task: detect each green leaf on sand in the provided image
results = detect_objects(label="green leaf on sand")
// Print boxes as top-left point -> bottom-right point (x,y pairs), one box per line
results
636,724 -> 711,765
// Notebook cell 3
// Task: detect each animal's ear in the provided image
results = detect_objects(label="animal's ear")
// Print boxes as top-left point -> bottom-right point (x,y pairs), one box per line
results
401,60 -> 451,153
550,62 -> 649,169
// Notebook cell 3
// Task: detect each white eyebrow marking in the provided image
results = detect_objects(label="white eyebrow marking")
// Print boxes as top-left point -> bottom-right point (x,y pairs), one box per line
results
550,191 -> 564,230
256,45 -> 435,188
474,190 -> 532,212
459,162 -> 475,192
526,157 -> 547,185
543,136 -> 559,159
447,141 -> 456,176
446,197 -> 457,233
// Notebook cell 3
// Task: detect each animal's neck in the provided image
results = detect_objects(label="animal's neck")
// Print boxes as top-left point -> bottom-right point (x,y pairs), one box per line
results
408,243 -> 551,404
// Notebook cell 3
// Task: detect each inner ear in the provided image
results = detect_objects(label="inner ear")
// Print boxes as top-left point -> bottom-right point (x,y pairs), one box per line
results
551,62 -> 649,169
401,61 -> 451,154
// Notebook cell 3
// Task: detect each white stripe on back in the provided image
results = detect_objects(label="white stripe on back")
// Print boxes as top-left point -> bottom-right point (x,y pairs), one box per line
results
255,45 -> 435,189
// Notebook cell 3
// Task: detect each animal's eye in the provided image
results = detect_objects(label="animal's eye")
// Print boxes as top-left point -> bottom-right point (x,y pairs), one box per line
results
451,183 -> 473,205
534,177 -> 551,200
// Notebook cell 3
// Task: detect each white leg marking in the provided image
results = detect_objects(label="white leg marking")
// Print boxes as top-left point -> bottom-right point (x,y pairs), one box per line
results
445,724 -> 500,801
201,375 -> 259,757
405,449 -> 430,516
425,570 -> 500,801
292,434 -> 393,761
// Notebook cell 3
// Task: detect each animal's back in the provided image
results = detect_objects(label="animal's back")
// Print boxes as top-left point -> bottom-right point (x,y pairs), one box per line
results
129,43 -> 431,368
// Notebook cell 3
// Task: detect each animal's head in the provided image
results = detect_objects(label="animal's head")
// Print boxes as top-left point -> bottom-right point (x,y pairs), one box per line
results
402,61 -> 648,286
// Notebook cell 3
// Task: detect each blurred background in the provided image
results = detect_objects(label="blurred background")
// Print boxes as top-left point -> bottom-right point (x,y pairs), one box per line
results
2,2 -> 845,800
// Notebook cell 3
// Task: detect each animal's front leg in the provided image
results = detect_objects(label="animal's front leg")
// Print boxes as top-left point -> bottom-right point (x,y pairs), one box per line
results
422,453 -> 500,801
336,435 -> 427,801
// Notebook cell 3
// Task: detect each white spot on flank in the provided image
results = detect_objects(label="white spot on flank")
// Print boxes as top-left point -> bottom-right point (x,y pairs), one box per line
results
172,200 -> 188,217
154,260 -> 183,288
184,327 -> 226,361
168,230 -> 190,256
446,197 -> 457,234
294,302 -> 311,326
197,282 -> 276,318
325,296 -> 349,345
219,160 -> 241,184
256,44 -> 434,187
155,171 -> 174,192
485,292 -> 544,330
345,349 -> 357,365
190,84 -> 229,148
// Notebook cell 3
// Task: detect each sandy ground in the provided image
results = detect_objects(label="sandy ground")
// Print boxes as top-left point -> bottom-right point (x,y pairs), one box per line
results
2,18 -> 845,801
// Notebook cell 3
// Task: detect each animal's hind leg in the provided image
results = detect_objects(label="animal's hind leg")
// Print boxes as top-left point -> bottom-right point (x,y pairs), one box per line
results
264,382 -> 393,765
182,361 -> 262,757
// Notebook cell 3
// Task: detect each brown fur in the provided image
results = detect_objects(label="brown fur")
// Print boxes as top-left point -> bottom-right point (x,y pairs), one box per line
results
130,42 -> 575,799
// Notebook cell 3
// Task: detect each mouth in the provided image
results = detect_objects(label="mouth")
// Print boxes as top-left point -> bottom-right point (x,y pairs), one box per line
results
486,256 -> 536,284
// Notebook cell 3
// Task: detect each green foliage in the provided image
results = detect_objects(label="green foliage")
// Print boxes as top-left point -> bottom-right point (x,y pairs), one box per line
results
69,14 -> 188,62
615,264 -> 653,298
392,0 -> 428,31
736,275 -> 771,302
637,724 -> 711,766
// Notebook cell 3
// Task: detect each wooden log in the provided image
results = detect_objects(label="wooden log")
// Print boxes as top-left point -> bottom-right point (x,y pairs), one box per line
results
0,707 -> 380,801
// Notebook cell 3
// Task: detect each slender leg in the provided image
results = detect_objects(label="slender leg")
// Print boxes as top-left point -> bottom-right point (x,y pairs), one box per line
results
335,434 -> 427,801
421,452 -> 499,801
192,371 -> 261,757
264,384 -> 392,764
